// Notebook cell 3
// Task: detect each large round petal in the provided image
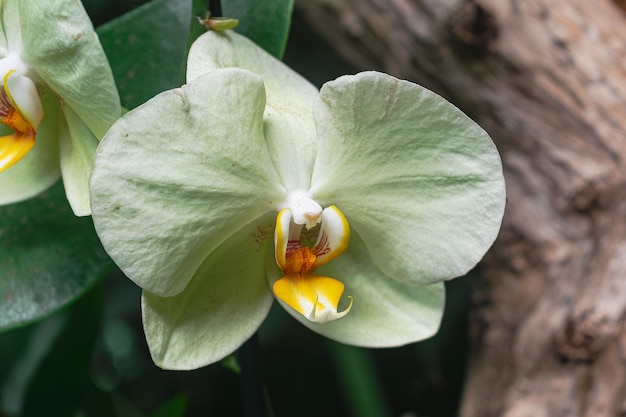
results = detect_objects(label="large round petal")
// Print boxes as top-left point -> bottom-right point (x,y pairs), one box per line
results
0,89 -> 60,205
310,71 -> 505,285
188,30 -> 319,191
268,232 -> 445,346
143,217 -> 275,370
90,68 -> 284,297
18,0 -> 120,139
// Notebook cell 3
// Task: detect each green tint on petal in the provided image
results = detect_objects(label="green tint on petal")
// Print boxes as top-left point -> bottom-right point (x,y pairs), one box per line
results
187,31 -> 318,190
186,31 -> 315,97
58,105 -> 98,216
263,106 -> 317,191
0,0 -> 20,53
269,232 -> 445,346
90,69 -> 284,297
142,217 -> 275,370
18,0 -> 120,139
311,71 -> 505,285
0,91 -> 60,206
0,10 -> 7,54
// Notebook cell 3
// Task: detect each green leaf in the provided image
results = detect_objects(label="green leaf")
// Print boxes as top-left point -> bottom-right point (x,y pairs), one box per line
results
0,285 -> 105,416
0,314 -> 65,415
150,395 -> 187,417
0,182 -> 112,331
184,0 -> 212,64
97,0 -> 192,109
222,0 -> 294,59
21,285 -> 104,417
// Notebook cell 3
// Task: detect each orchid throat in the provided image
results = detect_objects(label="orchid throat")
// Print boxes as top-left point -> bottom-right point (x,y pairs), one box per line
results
273,192 -> 353,324
0,60 -> 43,172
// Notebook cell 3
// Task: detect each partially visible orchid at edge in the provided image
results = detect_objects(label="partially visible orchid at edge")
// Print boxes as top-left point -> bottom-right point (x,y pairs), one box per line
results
0,0 -> 120,216
89,30 -> 506,370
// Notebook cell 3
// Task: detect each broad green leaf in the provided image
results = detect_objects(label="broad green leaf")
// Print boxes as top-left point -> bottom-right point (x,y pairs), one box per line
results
97,0 -> 192,110
21,284 -> 103,417
150,395 -> 187,417
0,314 -> 65,415
222,0 -> 294,59
0,285 -> 106,416
142,218 -> 274,370
268,232 -> 445,347
310,71 -> 506,285
0,182 -> 112,331
90,69 -> 284,297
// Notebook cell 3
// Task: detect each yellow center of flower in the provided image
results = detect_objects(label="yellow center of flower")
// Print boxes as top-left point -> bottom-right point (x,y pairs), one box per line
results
0,69 -> 43,172
272,205 -> 353,324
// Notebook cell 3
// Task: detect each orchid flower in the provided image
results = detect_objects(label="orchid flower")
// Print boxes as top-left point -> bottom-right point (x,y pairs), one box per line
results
0,0 -> 120,216
90,30 -> 505,370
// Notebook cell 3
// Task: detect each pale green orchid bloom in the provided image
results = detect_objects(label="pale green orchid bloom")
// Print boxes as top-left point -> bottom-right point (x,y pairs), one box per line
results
0,0 -> 120,216
90,30 -> 505,370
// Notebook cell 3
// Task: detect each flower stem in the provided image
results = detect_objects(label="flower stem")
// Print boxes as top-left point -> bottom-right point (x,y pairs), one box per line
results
237,333 -> 268,417
328,342 -> 392,417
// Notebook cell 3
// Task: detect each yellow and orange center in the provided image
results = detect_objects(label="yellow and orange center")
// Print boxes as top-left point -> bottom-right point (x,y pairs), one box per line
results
0,69 -> 43,172
272,205 -> 353,324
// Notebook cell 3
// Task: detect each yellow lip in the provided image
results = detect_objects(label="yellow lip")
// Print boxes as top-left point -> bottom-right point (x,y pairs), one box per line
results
273,205 -> 353,323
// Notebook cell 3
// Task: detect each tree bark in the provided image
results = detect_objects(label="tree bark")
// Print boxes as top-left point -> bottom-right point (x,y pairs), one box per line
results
294,0 -> 626,416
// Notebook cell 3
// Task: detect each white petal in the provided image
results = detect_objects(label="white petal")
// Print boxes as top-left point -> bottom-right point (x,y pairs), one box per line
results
58,105 -> 98,216
18,0 -> 120,139
187,30 -> 319,190
0,0 -> 21,54
143,218 -> 275,370
4,70 -> 42,129
313,205 -> 350,267
274,208 -> 292,270
311,72 -> 505,285
90,68 -> 284,297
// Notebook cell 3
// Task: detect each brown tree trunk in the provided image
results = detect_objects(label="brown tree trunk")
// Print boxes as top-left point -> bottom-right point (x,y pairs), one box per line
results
294,0 -> 626,415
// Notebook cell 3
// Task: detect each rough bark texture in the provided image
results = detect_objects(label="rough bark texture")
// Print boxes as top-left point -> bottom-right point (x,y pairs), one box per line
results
294,0 -> 626,415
